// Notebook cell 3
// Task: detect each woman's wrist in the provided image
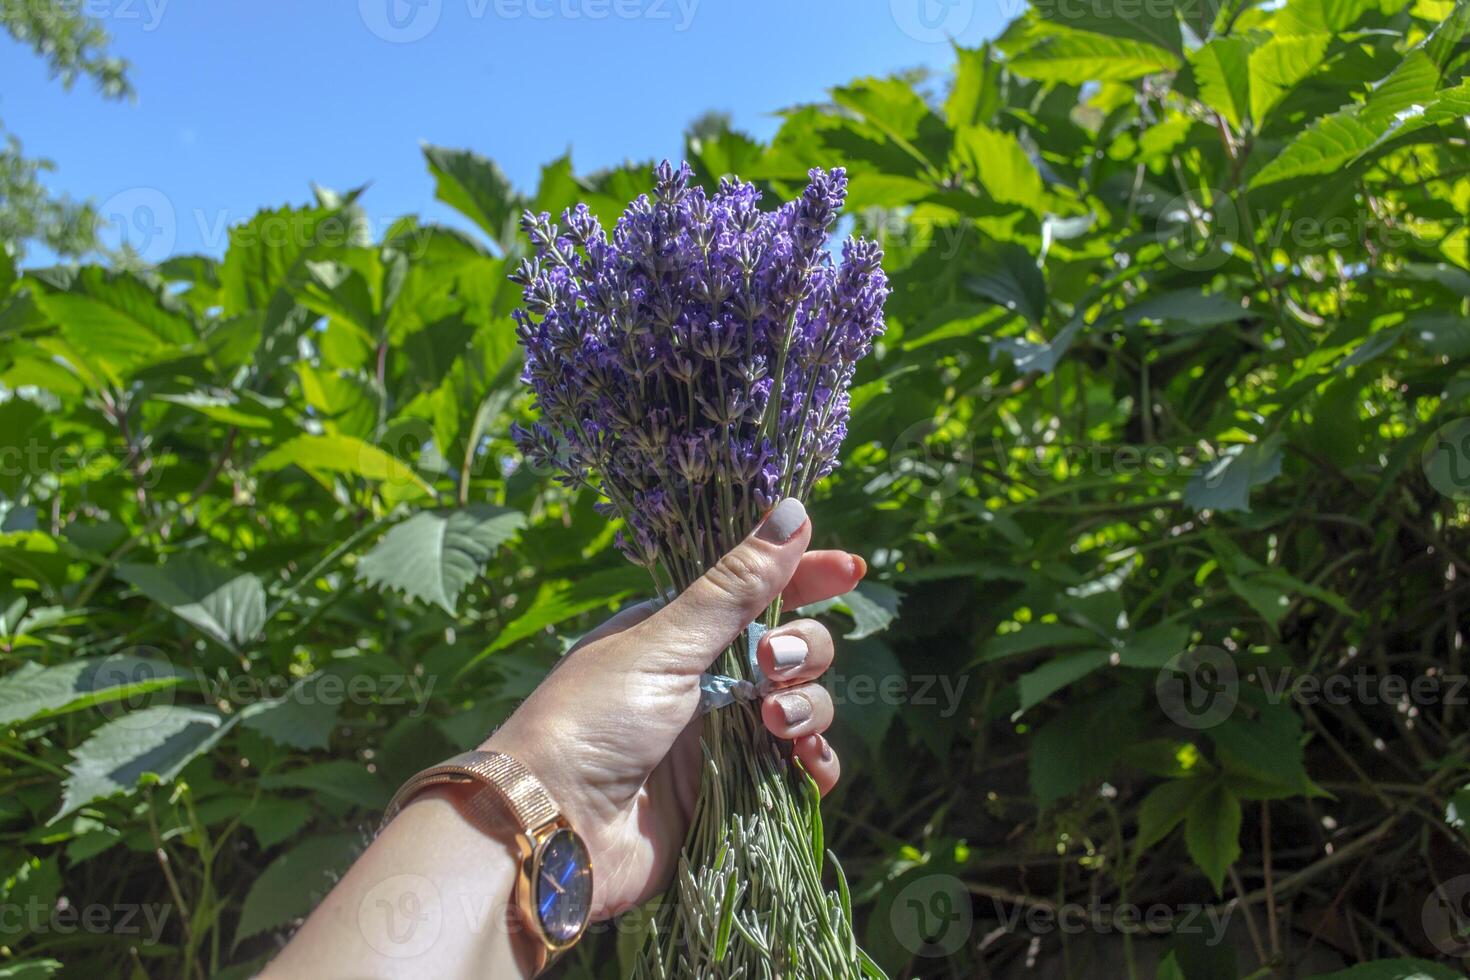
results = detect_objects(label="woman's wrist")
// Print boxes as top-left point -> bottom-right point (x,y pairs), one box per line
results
265,781 -> 538,979
398,786 -> 543,976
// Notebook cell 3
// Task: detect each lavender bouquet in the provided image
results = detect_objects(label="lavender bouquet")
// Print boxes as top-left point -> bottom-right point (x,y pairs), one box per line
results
511,162 -> 887,977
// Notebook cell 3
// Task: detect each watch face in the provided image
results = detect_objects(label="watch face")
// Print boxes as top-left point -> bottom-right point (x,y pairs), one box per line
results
534,827 -> 592,945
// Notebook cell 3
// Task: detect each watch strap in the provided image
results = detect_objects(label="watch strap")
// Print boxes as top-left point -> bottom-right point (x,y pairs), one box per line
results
380,749 -> 560,833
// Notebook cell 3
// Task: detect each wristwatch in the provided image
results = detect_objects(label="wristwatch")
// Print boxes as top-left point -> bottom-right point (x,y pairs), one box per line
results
380,749 -> 593,969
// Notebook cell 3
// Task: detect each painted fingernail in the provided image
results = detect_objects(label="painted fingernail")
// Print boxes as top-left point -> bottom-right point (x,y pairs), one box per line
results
818,736 -> 833,762
769,634 -> 808,673
774,692 -> 812,726
756,498 -> 807,544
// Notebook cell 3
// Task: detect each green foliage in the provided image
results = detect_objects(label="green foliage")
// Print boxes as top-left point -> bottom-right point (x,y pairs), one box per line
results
0,0 -> 131,97
1,0 -> 1469,976
0,0 -> 132,261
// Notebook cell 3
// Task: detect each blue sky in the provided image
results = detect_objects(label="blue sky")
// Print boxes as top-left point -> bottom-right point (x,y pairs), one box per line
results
2,1 -> 1007,265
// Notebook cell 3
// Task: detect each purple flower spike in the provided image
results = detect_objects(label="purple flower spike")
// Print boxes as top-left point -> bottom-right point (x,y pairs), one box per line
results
513,161 -> 888,577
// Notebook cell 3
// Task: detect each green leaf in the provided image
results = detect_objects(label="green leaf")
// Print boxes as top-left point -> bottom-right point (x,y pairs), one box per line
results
944,43 -> 1002,128
0,961 -> 63,979
1135,777 -> 1213,852
156,390 -> 285,431
1017,649 -> 1109,712
292,259 -> 376,335
1312,961 -> 1468,980
1,856 -> 60,937
423,145 -> 527,251
260,761 -> 388,809
1156,953 -> 1186,980
460,565 -> 643,677
1252,49 -> 1443,188
219,203 -> 339,317
1277,0 -> 1380,35
802,581 -> 902,640
241,799 -> 314,850
1249,33 -> 1331,125
1226,572 -> 1292,629
1118,622 -> 1193,669
974,623 -> 1100,666
1251,108 -> 1385,187
1184,781 -> 1241,895
1031,0 -> 1183,55
1362,50 -> 1441,124
356,505 -> 527,614
991,318 -> 1081,376
57,706 -> 233,819
34,268 -> 196,376
294,365 -> 377,440
965,239 -> 1046,326
1209,695 -> 1316,798
239,678 -> 342,751
1030,685 -> 1145,806
0,654 -> 191,726
234,833 -> 360,945
1008,30 -> 1181,82
1190,37 -> 1254,130
1183,435 -> 1283,513
256,433 -> 433,499
1424,0 -> 1470,70
951,125 -> 1046,215
833,639 -> 906,756
830,76 -> 945,171
1125,290 -> 1247,331
117,555 -> 267,652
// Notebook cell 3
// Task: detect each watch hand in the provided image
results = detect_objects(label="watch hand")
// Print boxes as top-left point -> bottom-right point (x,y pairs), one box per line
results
540,870 -> 565,895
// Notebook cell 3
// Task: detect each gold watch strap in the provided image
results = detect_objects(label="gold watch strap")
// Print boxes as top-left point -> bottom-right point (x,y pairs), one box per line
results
380,749 -> 560,833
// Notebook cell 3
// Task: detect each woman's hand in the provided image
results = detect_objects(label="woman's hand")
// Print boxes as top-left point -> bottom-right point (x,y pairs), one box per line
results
267,498 -> 861,978
485,497 -> 863,919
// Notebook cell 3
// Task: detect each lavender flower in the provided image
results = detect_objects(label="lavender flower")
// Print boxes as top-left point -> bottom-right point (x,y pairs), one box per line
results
512,162 -> 887,581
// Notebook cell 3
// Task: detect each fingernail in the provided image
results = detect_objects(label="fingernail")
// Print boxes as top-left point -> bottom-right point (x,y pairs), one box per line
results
756,498 -> 806,544
769,634 -> 808,673
818,736 -> 833,762
774,692 -> 812,726
851,554 -> 868,579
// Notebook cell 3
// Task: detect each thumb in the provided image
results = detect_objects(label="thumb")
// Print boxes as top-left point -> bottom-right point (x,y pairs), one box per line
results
634,497 -> 811,675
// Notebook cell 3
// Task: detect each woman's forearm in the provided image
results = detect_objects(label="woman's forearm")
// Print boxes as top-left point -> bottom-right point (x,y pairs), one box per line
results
264,787 -> 536,979
266,507 -> 855,977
